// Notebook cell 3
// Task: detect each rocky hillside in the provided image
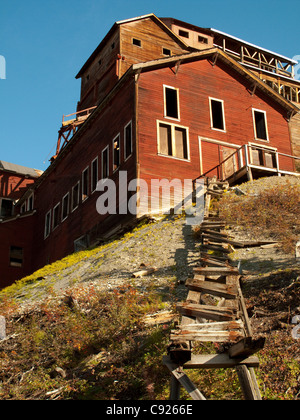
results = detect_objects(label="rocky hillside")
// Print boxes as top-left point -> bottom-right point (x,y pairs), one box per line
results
0,176 -> 299,400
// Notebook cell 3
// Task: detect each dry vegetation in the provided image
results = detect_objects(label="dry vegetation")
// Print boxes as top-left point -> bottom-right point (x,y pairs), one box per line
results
0,176 -> 299,400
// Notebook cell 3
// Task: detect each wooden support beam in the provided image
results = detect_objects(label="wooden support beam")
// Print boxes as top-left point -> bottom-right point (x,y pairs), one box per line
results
163,354 -> 260,369
193,267 -> 240,276
177,302 -> 236,322
229,337 -> 265,358
186,278 -> 238,299
164,359 -> 206,400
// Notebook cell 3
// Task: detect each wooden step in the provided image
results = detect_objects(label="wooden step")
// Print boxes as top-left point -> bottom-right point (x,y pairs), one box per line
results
186,278 -> 238,299
193,267 -> 240,276
177,302 -> 237,321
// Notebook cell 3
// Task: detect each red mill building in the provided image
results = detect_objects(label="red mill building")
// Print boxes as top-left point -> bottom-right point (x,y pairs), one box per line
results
1,14 -> 299,288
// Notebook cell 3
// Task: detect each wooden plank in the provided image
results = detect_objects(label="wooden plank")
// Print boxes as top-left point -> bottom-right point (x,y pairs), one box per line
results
193,267 -> 240,276
229,337 -> 265,358
186,278 -> 238,299
200,244 -> 231,254
236,365 -> 262,400
177,320 -> 244,332
177,302 -> 236,321
164,359 -> 206,400
163,354 -> 260,369
170,329 -> 244,342
200,257 -> 228,267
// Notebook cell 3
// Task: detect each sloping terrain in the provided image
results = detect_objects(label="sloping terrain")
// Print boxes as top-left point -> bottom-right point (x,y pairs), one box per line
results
0,176 -> 299,400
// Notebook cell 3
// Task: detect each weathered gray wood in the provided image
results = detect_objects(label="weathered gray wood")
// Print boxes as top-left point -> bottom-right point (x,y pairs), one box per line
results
170,329 -> 244,342
229,337 -> 265,358
164,359 -> 206,400
0,316 -> 6,340
236,365 -> 262,400
186,278 -> 238,299
177,320 -> 244,331
164,354 -> 259,369
177,302 -> 236,321
193,267 -> 240,276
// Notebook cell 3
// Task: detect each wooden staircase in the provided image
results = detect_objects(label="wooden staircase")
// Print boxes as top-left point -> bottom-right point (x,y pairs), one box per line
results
163,177 -> 265,400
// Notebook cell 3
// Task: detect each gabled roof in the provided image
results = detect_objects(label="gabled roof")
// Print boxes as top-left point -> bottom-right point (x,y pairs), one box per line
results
131,47 -> 299,115
0,160 -> 43,178
75,13 -> 190,79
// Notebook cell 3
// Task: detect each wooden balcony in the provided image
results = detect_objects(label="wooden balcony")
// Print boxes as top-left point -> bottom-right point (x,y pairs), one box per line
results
200,144 -> 300,185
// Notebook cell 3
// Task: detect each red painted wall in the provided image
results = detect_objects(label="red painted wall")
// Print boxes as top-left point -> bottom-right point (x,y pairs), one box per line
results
137,59 -> 294,188
0,172 -> 35,200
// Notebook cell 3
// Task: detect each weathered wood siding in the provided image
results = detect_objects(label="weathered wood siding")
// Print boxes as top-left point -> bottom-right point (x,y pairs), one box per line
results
137,58 -> 294,207
32,77 -> 136,272
289,111 -> 300,158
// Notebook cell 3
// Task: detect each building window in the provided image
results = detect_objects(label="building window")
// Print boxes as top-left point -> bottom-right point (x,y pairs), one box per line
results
157,121 -> 189,160
179,29 -> 189,38
102,146 -> 109,178
0,198 -> 13,218
62,193 -> 69,221
163,48 -> 171,56
91,157 -> 98,192
9,246 -> 23,267
113,134 -> 121,172
164,85 -> 180,120
82,167 -> 89,201
71,182 -> 80,211
198,35 -> 208,44
124,121 -> 132,160
27,194 -> 34,211
20,203 -> 26,214
52,202 -> 61,230
132,38 -> 141,47
44,210 -> 51,239
209,98 -> 226,131
252,109 -> 268,141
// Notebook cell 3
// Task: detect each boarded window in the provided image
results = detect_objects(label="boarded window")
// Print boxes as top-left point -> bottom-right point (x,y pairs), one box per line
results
210,98 -> 225,130
159,123 -> 173,156
124,121 -> 132,160
158,122 -> 189,160
72,182 -> 80,211
91,157 -> 98,192
82,167 -> 89,201
102,146 -> 109,178
0,199 -> 13,217
165,86 -> 179,119
174,127 -> 188,160
52,203 -> 61,229
9,246 -> 23,267
113,135 -> 120,171
44,210 -> 51,239
62,193 -> 69,221
253,110 -> 268,140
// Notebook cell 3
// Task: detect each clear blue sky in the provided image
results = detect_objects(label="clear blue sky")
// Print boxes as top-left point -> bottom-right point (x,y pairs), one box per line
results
1,0 -> 299,170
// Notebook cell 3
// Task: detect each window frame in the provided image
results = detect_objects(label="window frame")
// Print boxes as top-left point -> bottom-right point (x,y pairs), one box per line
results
102,145 -> 109,179
91,157 -> 99,193
81,166 -> 89,202
124,120 -> 133,161
112,133 -> 121,172
27,193 -> 34,211
209,97 -> 226,132
157,120 -> 190,162
163,85 -> 180,121
132,38 -> 142,47
52,202 -> 61,231
252,108 -> 269,141
61,192 -> 70,222
44,210 -> 52,239
71,181 -> 80,212
0,198 -> 14,218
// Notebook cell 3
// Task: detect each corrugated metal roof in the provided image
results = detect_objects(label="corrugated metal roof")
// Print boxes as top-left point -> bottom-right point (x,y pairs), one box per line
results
0,160 -> 43,178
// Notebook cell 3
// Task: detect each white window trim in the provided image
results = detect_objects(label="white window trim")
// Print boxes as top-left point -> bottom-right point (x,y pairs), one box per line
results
252,108 -> 269,142
112,133 -> 121,173
124,120 -> 133,161
102,145 -> 109,179
209,97 -> 226,132
91,156 -> 99,193
163,85 -> 180,121
61,192 -> 70,222
81,166 -> 89,202
71,181 -> 80,212
52,202 -> 61,231
157,120 -> 190,162
44,210 -> 51,239
27,193 -> 34,211
248,142 -> 277,165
